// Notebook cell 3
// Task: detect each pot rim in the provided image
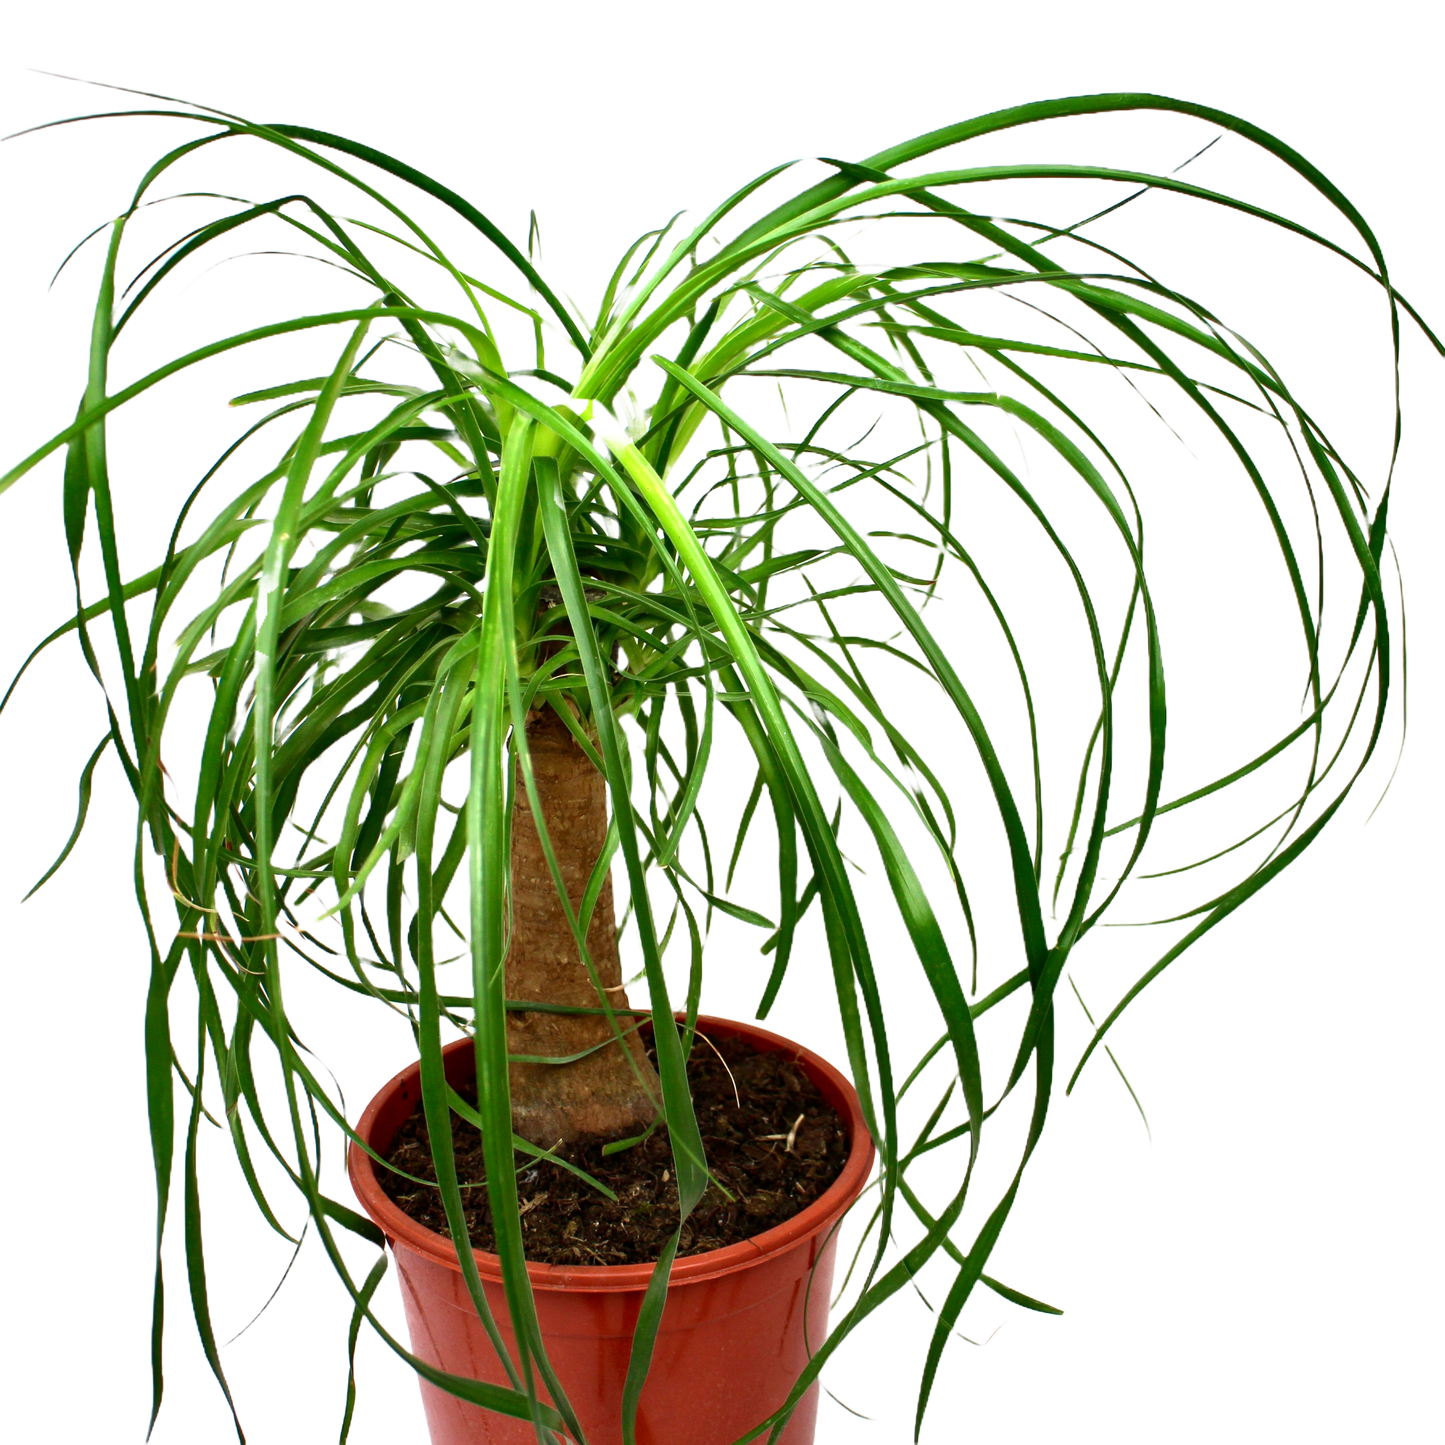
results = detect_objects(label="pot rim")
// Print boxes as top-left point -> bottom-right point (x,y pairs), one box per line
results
348,1014 -> 875,1292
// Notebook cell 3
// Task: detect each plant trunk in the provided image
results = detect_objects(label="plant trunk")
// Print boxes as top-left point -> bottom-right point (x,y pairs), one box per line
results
506,704 -> 660,1147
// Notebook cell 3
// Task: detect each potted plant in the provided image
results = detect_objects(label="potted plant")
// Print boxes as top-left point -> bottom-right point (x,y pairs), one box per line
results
1,87 -> 1432,1443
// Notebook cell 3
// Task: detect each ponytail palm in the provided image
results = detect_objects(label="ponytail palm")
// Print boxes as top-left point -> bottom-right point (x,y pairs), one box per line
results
1,87 -> 1428,1442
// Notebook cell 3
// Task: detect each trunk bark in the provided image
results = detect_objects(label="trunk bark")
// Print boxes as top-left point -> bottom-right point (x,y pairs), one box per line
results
506,704 -> 661,1147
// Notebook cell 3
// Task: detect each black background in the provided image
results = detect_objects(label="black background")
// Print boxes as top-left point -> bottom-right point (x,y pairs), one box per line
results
0,33 -> 1433,1445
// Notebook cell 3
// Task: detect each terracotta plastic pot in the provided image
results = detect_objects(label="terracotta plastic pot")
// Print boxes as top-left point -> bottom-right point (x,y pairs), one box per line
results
349,1015 -> 874,1445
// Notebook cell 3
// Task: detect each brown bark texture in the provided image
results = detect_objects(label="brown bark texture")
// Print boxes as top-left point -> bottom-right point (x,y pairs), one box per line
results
506,704 -> 660,1146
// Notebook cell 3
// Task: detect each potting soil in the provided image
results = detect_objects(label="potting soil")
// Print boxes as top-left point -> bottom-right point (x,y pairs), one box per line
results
379,1029 -> 850,1266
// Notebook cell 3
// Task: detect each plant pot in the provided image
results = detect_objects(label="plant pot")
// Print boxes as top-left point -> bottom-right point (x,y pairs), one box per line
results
349,1015 -> 875,1445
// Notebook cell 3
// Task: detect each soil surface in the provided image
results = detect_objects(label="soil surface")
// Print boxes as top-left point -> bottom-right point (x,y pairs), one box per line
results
379,1029 -> 850,1266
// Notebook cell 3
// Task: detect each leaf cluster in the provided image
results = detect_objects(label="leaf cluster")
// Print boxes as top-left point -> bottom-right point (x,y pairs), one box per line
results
1,86 -> 1429,1443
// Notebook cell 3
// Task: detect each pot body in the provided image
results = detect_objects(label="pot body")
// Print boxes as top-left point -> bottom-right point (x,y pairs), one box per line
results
349,1016 -> 874,1445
